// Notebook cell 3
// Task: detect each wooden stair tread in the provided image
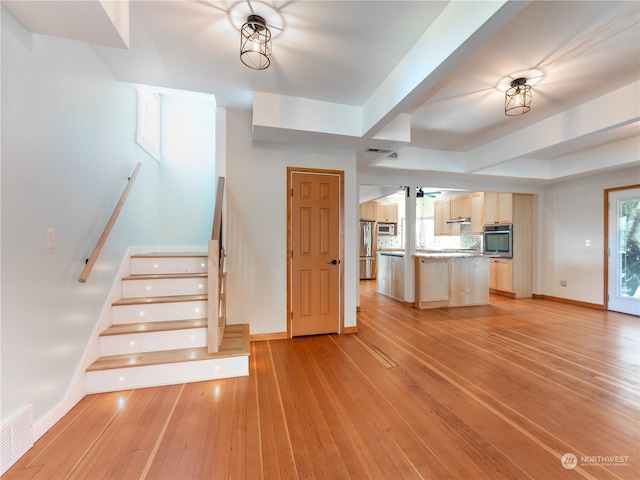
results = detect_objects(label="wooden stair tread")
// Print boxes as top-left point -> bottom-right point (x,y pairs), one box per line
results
122,272 -> 208,281
131,252 -> 206,258
112,293 -> 207,306
100,318 -> 208,336
87,324 -> 250,372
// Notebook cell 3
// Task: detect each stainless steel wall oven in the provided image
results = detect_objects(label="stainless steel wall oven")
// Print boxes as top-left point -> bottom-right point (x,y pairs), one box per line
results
483,224 -> 513,257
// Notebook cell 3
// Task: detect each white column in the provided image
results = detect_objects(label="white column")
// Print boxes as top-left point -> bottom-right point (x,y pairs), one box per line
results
404,186 -> 416,303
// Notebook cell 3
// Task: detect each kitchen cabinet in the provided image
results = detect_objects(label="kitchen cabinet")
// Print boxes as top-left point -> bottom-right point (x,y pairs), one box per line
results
377,203 -> 398,223
470,192 -> 484,234
415,255 -> 489,308
360,202 -> 378,221
448,195 -> 469,236
377,253 -> 404,301
416,259 -> 449,306
391,256 -> 404,300
434,200 -> 450,235
486,194 -> 533,298
488,258 -> 513,292
450,194 -> 470,221
484,192 -> 513,224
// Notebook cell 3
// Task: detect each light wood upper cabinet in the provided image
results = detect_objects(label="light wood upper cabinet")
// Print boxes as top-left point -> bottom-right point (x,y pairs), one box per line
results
470,192 -> 484,234
434,200 -> 451,235
498,193 -> 513,222
450,194 -> 470,220
359,202 -> 377,221
377,203 -> 398,223
484,192 -> 513,224
450,196 -> 461,220
461,195 -> 471,218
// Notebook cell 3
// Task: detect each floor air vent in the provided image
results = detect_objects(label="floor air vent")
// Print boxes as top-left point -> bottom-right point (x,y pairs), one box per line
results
0,403 -> 34,475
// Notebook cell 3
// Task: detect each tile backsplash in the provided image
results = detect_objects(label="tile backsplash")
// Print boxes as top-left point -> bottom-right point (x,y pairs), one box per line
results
378,234 -> 403,250
459,223 -> 482,249
378,220 -> 482,251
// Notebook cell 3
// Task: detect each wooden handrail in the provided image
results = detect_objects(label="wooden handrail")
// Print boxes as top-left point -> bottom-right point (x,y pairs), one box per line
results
208,177 -> 225,353
211,177 -> 224,241
79,163 -> 142,283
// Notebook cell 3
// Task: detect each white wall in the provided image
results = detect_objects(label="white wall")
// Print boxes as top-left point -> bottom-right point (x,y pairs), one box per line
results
159,93 -> 216,244
1,8 -> 159,426
224,109 -> 357,335
540,166 -> 639,305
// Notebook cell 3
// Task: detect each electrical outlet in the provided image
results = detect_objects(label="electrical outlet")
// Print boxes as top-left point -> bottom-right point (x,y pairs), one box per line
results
46,228 -> 55,249
585,239 -> 591,247
560,279 -> 567,287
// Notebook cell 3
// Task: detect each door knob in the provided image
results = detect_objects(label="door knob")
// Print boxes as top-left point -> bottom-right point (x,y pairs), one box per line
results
328,259 -> 339,265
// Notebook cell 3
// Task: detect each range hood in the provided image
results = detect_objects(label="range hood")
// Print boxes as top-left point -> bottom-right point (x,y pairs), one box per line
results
446,217 -> 471,224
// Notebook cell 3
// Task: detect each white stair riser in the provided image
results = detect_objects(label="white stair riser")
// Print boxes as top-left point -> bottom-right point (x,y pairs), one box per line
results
112,301 -> 207,324
86,356 -> 249,394
130,257 -> 207,275
100,328 -> 207,356
122,277 -> 208,298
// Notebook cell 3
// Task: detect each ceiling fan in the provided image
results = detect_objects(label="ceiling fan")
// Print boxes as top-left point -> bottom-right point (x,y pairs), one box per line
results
416,188 -> 441,198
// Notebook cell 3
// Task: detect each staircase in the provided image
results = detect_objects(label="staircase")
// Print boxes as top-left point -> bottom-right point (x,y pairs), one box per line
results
86,252 -> 250,394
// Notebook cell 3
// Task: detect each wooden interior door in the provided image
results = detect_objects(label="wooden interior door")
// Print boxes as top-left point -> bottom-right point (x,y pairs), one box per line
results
289,170 -> 341,336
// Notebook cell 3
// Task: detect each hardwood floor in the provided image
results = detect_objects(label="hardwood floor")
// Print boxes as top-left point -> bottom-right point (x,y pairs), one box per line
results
4,281 -> 639,479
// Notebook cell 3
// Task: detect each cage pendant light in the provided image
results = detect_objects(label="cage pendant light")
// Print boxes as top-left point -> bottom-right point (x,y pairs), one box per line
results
240,15 -> 272,70
505,78 -> 532,116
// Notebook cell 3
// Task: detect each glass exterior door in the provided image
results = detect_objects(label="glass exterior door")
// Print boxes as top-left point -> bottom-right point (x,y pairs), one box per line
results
607,187 -> 640,315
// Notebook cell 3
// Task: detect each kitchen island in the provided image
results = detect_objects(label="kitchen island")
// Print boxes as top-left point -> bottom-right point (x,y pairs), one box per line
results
376,250 -> 489,308
415,253 -> 489,308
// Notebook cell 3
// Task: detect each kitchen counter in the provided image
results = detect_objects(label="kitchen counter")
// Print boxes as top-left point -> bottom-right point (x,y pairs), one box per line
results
378,251 -> 404,257
416,252 -> 482,258
378,249 -> 484,258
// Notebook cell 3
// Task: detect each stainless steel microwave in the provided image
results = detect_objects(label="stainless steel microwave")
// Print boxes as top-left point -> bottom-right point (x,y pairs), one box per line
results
377,223 -> 396,235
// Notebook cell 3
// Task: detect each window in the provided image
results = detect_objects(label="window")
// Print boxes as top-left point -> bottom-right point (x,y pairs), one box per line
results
137,89 -> 161,160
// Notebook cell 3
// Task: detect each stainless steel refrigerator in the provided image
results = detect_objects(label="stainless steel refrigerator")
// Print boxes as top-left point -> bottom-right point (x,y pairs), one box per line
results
359,220 -> 377,279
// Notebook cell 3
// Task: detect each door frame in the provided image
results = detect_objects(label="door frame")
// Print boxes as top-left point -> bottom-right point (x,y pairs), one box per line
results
287,167 -> 345,338
603,183 -> 640,311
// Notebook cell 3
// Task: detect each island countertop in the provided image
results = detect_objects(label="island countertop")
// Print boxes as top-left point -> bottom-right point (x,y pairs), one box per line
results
415,251 -> 483,258
377,251 -> 404,257
377,249 -> 484,258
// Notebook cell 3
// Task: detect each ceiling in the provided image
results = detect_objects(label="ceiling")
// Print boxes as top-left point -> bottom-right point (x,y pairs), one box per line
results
4,0 -> 640,187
